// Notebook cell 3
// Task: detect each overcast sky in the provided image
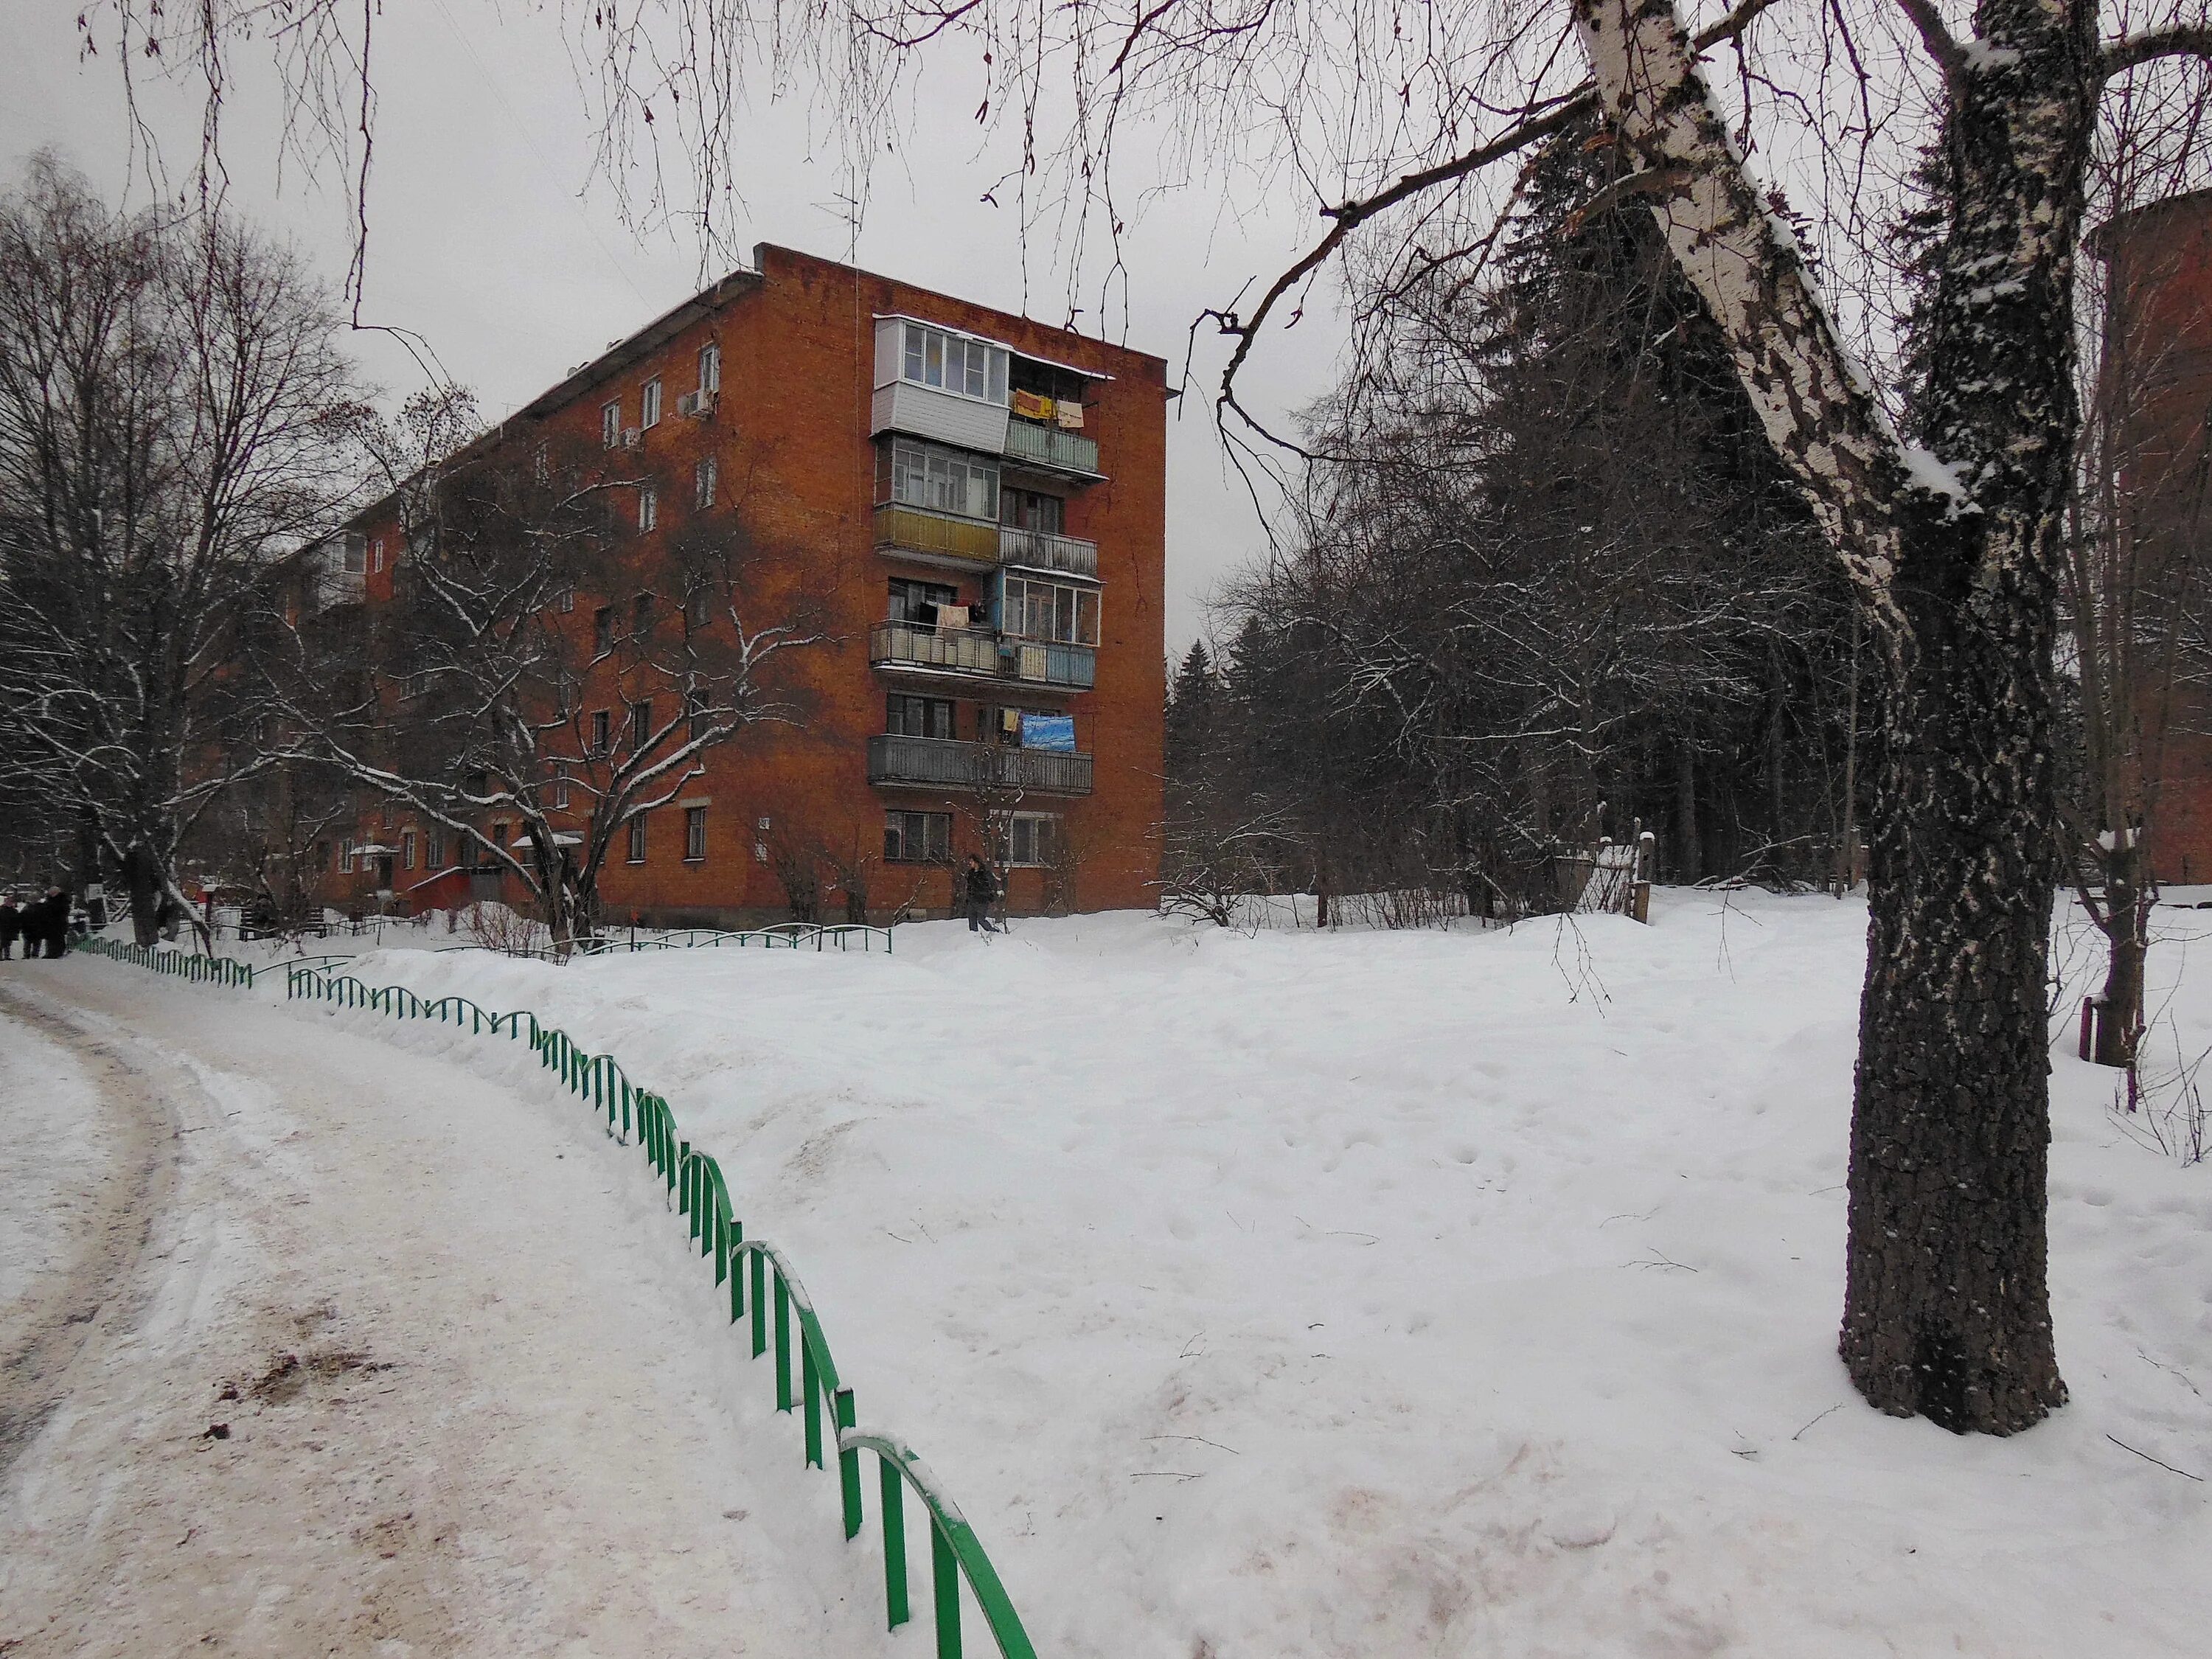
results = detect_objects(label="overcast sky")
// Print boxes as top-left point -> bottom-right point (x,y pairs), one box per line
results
0,4 -> 1344,658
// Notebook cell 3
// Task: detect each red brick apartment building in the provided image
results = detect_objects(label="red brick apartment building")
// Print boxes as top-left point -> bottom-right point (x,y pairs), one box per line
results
2095,192 -> 2212,882
307,245 -> 1167,925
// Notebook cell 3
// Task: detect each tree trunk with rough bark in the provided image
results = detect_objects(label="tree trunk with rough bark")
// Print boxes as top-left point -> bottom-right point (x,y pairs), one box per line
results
1575,0 -> 2091,1431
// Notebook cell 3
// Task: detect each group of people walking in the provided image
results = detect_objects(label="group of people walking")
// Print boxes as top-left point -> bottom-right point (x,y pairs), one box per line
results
0,888 -> 72,959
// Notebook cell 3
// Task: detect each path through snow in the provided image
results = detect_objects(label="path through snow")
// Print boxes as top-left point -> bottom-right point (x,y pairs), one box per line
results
0,961 -> 876,1657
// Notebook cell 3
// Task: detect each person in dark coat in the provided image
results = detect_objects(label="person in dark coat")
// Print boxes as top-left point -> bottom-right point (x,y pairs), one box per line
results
961,853 -> 1001,936
35,886 -> 68,958
0,894 -> 20,959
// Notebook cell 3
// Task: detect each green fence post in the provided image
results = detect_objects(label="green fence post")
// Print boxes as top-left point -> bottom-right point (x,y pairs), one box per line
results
803,1341 -> 822,1467
774,1270 -> 793,1412
881,1455 -> 909,1630
932,1520 -> 961,1659
750,1249 -> 768,1356
835,1386 -> 861,1540
729,1220 -> 744,1323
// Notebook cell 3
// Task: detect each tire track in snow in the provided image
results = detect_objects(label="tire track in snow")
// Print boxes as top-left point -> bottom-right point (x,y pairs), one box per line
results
0,980 -> 178,1484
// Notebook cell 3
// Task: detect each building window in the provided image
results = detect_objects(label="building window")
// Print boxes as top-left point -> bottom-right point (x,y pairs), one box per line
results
998,813 -> 1060,868
550,765 -> 570,809
594,605 -> 614,653
698,342 -> 721,394
900,321 -> 1007,404
425,827 -> 445,869
532,443 -> 550,483
1001,574 -> 1101,646
638,486 -> 658,532
695,455 -> 717,508
400,829 -> 417,871
629,699 -> 654,750
884,810 -> 952,865
591,709 -> 611,755
339,837 -> 356,874
602,400 -> 621,448
684,805 -> 708,861
880,437 -> 999,522
686,583 -> 713,630
1001,488 -> 1065,533
556,584 -> 576,613
641,377 -> 662,429
371,537 -> 386,573
627,814 -> 647,864
886,694 -> 955,740
341,534 -> 366,574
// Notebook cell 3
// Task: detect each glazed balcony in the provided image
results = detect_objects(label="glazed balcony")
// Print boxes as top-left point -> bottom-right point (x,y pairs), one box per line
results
997,526 -> 1099,580
869,622 -> 1096,690
866,734 -> 1093,796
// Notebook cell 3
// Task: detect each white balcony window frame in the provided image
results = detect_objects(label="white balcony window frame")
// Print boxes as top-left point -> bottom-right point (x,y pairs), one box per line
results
641,376 -> 663,429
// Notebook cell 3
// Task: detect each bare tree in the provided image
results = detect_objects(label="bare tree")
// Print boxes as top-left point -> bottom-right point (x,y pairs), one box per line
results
0,155 -> 366,945
275,390 -> 825,957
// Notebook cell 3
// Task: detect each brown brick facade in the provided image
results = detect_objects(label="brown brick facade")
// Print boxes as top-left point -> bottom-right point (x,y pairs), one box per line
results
2096,192 -> 2212,884
317,245 -> 1166,925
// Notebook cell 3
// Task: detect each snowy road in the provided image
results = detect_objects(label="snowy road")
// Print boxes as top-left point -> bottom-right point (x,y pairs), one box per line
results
0,960 -> 875,1657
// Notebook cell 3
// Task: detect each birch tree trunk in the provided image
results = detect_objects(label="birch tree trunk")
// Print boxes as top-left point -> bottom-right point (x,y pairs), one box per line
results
1574,0 -> 2089,1432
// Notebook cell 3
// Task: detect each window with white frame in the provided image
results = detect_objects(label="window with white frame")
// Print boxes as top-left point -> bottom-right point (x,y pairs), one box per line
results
638,486 -> 658,532
400,829 -> 417,871
425,827 -> 445,869
339,837 -> 357,874
1000,574 -> 1101,646
684,805 -> 708,861
554,584 -> 576,613
591,709 -> 611,755
641,377 -> 662,428
532,444 -> 550,483
698,342 -> 721,394
550,765 -> 569,809
880,437 -> 999,521
900,321 -> 1008,404
602,400 -> 622,448
997,813 -> 1060,868
627,814 -> 647,863
695,455 -> 717,508
371,537 -> 386,573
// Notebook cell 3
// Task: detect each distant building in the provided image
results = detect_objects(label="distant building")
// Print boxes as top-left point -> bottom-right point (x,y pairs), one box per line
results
2094,192 -> 2212,883
302,244 -> 1166,925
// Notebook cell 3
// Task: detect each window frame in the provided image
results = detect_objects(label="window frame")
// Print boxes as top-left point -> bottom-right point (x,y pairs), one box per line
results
591,709 -> 611,756
400,828 -> 417,871
602,400 -> 622,448
639,485 -> 658,532
627,813 -> 648,865
684,805 -> 708,862
899,321 -> 1008,406
698,342 -> 721,394
886,693 -> 956,740
883,810 -> 953,866
695,454 -> 717,508
641,377 -> 663,429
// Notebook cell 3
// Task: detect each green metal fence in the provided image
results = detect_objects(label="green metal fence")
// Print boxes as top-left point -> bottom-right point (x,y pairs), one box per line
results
72,934 -> 260,987
260,959 -> 1033,1658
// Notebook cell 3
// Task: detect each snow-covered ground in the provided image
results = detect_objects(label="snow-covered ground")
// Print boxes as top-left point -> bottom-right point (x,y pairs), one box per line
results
0,970 -> 887,1655
161,888 -> 2207,1657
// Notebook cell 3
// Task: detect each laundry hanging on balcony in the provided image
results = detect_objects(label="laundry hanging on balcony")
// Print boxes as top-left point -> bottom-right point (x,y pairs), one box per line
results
1054,399 -> 1085,430
1011,389 -> 1055,422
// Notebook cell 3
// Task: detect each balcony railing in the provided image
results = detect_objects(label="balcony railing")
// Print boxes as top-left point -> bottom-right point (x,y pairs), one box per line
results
870,622 -> 1095,690
311,566 -> 366,612
870,621 -> 1000,677
867,734 -> 1093,796
997,526 -> 1099,579
873,504 -> 1001,568
1004,419 -> 1102,478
